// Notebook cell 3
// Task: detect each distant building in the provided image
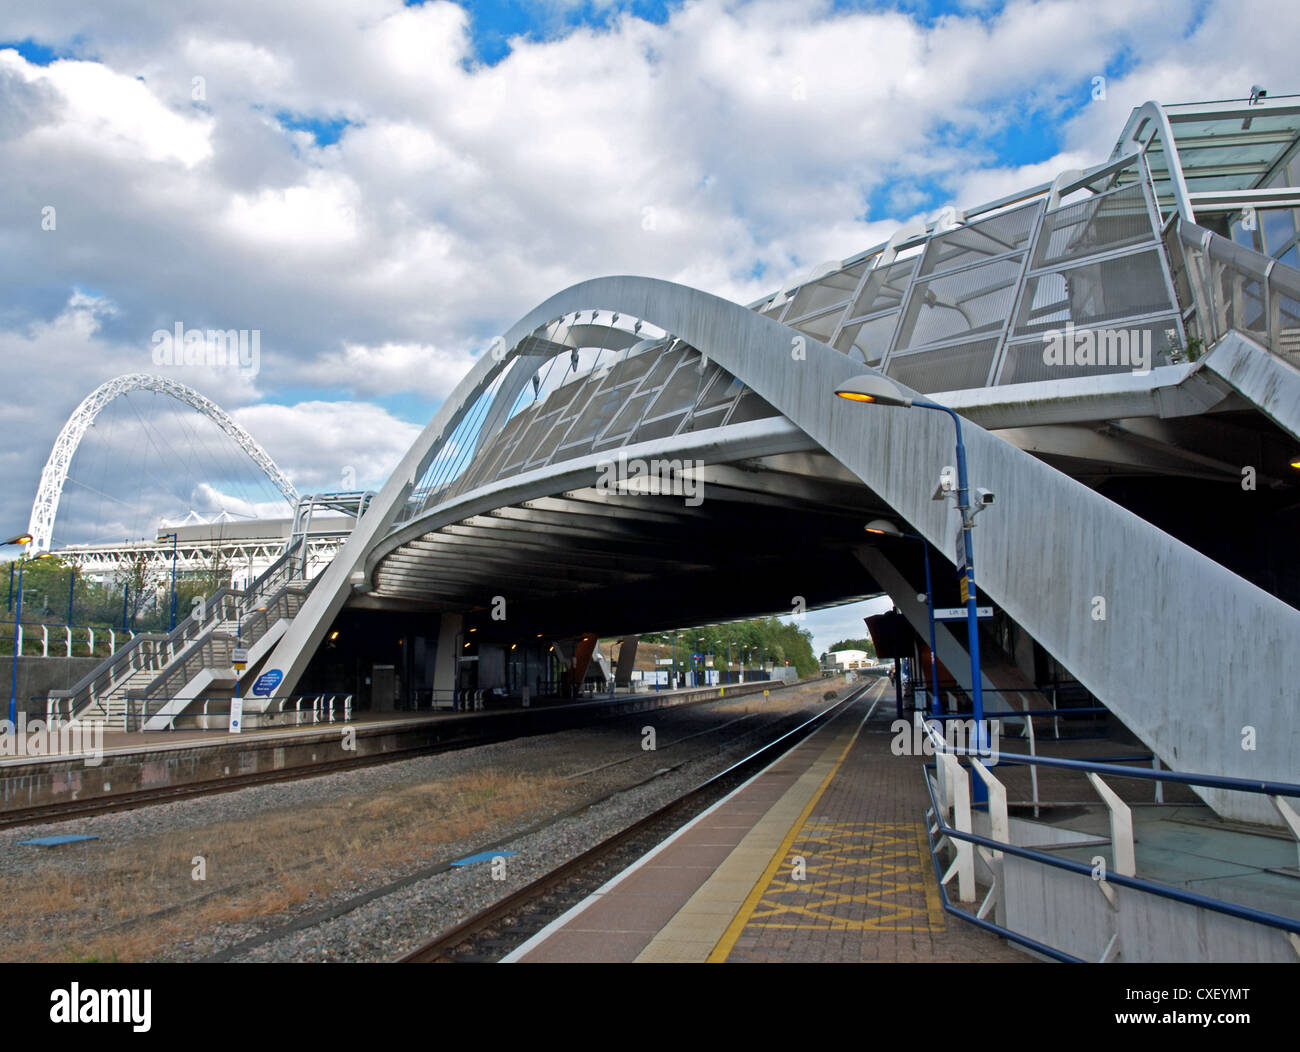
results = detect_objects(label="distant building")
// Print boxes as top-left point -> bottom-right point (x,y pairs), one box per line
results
821,649 -> 875,674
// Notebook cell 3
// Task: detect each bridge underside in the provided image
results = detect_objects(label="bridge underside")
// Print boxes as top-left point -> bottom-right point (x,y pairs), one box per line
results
353,452 -> 892,641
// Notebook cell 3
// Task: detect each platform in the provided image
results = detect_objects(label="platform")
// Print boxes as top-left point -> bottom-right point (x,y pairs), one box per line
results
507,680 -> 1026,963
0,681 -> 776,815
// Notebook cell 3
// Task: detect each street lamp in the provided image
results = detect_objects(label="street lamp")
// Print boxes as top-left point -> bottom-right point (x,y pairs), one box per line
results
834,373 -> 987,756
865,518 -> 940,718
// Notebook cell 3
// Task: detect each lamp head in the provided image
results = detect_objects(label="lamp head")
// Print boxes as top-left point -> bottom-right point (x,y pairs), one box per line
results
833,374 -> 913,408
864,518 -> 902,537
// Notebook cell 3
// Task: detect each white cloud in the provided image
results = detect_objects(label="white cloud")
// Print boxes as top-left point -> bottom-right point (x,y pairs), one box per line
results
2,0 -> 1298,548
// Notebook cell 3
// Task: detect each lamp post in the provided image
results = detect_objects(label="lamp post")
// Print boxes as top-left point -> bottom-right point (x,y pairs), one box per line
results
834,373 -> 988,766
5,534 -> 43,726
865,519 -> 941,718
158,532 -> 179,631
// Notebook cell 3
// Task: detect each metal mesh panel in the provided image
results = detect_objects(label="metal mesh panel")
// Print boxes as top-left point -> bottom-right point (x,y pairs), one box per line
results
645,355 -> 710,418
1163,222 -> 1195,316
726,389 -> 782,425
847,258 -> 916,318
785,260 -> 867,319
633,412 -> 686,442
1013,250 -> 1174,335
917,202 -> 1040,278
834,311 -> 898,364
425,332 -> 787,507
1031,184 -> 1155,269
697,369 -> 744,412
600,390 -> 655,440
885,338 -> 999,394
683,405 -> 729,433
894,257 -> 1022,350
996,321 -> 1178,386
789,307 -> 841,342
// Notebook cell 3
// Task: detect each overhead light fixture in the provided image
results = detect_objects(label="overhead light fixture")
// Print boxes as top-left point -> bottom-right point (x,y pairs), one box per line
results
833,374 -> 913,408
4,534 -> 33,546
864,518 -> 902,537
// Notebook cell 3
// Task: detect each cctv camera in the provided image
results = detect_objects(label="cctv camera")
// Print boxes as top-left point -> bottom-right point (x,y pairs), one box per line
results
975,488 -> 995,506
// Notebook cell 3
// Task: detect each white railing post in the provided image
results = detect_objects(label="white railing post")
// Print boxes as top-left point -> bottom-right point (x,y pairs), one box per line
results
65,625 -> 72,658
108,629 -> 116,656
86,628 -> 94,656
1271,796 -> 1300,870
970,758 -> 1009,925
1086,772 -> 1136,877
937,750 -> 975,903
41,625 -> 48,657
1025,712 -> 1040,818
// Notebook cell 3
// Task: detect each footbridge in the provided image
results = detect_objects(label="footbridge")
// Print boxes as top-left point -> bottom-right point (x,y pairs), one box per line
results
61,94 -> 1300,828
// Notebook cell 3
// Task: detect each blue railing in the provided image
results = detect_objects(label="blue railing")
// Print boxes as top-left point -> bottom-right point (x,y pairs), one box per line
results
920,720 -> 1300,960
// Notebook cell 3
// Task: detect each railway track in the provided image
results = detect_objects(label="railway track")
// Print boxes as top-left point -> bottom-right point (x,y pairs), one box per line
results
0,683 -> 792,831
398,679 -> 880,963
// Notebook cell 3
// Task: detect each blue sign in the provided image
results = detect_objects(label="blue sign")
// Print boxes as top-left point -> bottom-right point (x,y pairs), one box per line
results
252,669 -> 284,697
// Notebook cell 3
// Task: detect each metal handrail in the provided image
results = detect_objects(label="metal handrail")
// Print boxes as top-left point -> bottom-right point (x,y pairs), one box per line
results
1176,217 -> 1300,362
922,767 -> 1300,939
56,537 -> 311,721
920,719 -> 1300,957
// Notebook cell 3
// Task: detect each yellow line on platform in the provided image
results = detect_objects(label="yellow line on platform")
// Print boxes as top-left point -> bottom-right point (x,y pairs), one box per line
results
705,683 -> 879,963
916,820 -> 946,929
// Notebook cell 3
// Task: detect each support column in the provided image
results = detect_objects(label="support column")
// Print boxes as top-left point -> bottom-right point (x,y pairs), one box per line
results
432,612 -> 462,694
857,547 -> 1000,702
615,635 -> 640,687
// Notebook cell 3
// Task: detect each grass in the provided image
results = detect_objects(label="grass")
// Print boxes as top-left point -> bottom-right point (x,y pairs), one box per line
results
0,766 -> 565,963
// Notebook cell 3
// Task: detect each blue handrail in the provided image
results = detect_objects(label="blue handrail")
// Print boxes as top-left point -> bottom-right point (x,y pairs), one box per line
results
934,736 -> 1300,798
922,763 -> 1300,939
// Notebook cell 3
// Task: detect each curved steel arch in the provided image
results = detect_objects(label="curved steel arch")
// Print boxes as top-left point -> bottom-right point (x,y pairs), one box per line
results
262,276 -> 1300,824
28,373 -> 299,553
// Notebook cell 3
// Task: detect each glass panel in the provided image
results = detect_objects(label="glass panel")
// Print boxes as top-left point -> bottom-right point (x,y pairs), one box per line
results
1262,207 -> 1298,255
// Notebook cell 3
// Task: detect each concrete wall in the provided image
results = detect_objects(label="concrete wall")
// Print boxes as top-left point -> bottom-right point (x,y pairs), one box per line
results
10,657 -> 101,716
